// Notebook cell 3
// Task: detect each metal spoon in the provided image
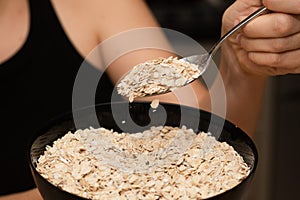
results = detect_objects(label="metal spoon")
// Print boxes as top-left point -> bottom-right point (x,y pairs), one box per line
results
181,6 -> 269,80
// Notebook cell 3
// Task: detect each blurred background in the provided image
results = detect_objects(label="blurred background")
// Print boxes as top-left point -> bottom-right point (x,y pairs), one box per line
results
146,0 -> 300,199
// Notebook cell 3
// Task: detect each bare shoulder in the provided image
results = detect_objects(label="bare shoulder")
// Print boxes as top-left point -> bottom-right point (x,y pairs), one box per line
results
52,0 -> 159,43
75,0 -> 160,41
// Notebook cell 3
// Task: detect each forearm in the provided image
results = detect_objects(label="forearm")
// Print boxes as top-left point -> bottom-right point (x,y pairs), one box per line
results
0,188 -> 42,200
219,51 -> 267,137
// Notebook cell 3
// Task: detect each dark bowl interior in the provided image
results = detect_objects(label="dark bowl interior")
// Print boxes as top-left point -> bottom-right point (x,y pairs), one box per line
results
28,102 -> 258,200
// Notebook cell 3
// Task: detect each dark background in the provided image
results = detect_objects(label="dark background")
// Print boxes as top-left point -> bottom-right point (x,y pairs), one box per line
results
146,0 -> 300,199
146,0 -> 232,40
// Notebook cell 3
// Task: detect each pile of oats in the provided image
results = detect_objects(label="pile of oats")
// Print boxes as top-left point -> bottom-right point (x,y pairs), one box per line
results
117,56 -> 201,102
36,126 -> 250,200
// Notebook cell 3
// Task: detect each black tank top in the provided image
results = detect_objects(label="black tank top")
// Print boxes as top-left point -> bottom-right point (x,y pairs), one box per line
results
0,0 -> 114,194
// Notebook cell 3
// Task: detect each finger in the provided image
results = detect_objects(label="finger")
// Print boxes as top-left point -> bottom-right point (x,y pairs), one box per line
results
240,32 -> 300,52
236,49 -> 300,76
234,48 -> 271,76
242,13 -> 300,38
263,0 -> 300,14
248,49 -> 300,68
254,66 -> 300,75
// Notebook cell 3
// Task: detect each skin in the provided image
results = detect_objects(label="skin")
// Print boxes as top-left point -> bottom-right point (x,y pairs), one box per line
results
222,0 -> 300,75
0,0 -> 299,198
219,0 -> 300,135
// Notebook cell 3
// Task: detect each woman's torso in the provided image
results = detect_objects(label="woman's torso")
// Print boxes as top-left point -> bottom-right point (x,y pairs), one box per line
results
0,0 -> 114,194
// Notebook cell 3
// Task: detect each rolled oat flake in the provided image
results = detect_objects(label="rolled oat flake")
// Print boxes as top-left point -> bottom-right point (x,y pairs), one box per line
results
36,126 -> 250,200
117,56 -> 201,102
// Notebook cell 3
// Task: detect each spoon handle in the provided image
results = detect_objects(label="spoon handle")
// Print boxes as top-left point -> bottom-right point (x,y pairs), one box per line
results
208,6 -> 269,58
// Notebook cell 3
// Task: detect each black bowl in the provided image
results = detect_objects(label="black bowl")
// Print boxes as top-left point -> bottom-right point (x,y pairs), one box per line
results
28,102 -> 258,200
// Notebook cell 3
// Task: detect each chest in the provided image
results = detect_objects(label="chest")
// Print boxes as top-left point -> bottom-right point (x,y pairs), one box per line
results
0,0 -> 99,65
